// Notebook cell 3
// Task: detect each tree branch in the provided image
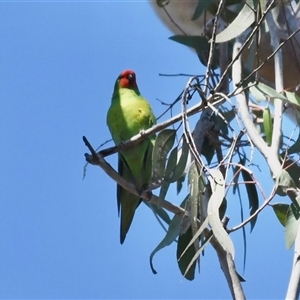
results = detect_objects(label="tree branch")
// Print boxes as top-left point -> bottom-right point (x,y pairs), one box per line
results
286,221 -> 300,300
84,136 -> 244,297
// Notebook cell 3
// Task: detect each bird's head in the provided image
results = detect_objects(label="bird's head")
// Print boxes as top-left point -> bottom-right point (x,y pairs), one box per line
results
117,70 -> 138,89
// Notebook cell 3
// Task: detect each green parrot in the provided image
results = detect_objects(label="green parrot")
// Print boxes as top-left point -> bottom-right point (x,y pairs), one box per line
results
106,70 -> 156,244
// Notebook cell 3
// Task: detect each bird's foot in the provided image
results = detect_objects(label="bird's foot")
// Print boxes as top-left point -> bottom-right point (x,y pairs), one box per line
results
142,189 -> 152,202
139,129 -> 146,136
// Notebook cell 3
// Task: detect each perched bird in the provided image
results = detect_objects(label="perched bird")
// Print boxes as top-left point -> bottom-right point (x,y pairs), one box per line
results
107,70 -> 156,244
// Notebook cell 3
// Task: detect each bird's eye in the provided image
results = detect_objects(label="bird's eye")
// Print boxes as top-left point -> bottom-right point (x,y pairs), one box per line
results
127,74 -> 133,81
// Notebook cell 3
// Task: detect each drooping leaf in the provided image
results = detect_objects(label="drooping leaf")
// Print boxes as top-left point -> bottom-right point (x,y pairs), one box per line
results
272,203 -> 289,227
171,137 -> 190,182
150,214 -> 181,274
149,195 -> 188,274
263,106 -> 273,146
291,193 -> 300,220
157,181 -> 171,208
188,161 -> 200,226
144,201 -> 171,225
284,90 -> 300,109
179,217 -> 209,262
177,226 -> 197,281
234,157 -> 247,272
249,81 -> 288,103
275,170 -> 296,196
192,0 -> 210,20
187,161 -> 202,262
241,168 -> 259,232
285,206 -> 300,249
183,227 -> 212,279
157,146 -> 178,207
201,136 -> 215,164
208,169 -> 235,257
177,173 -> 186,195
214,1 -> 255,43
152,129 -> 176,184
164,146 -> 178,179
280,156 -> 300,189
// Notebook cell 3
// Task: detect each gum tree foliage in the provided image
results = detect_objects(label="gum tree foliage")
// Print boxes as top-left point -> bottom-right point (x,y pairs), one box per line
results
85,0 -> 300,298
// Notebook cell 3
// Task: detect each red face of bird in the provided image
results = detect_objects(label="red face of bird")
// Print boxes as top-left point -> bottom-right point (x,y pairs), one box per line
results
117,70 -> 138,89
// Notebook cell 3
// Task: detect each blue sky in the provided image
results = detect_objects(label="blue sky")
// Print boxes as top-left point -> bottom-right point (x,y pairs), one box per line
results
0,1 -> 294,299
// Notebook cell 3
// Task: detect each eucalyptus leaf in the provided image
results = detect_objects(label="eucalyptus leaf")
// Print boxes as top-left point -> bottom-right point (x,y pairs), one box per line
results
249,81 -> 288,102
214,1 -> 255,43
191,0 -> 210,20
177,226 -> 197,281
285,206 -> 300,249
171,138 -> 190,182
149,196 -> 188,274
263,106 -> 273,146
157,180 -> 171,208
208,170 -> 235,257
164,146 -> 178,180
272,203 -> 289,227
241,168 -> 258,232
152,129 -> 176,184
144,201 -> 171,225
275,170 -> 296,196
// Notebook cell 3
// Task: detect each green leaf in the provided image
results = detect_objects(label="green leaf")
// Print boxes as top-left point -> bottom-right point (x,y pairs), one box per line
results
158,180 -> 171,208
241,168 -> 258,232
177,173 -> 186,195
177,226 -> 197,281
284,91 -> 300,109
164,147 -> 178,180
169,35 -> 210,52
281,157 -> 300,189
287,131 -> 300,155
187,161 -> 202,258
171,137 -> 190,182
149,196 -> 188,274
285,206 -> 300,249
272,203 -> 289,227
208,170 -> 235,257
249,81 -> 288,102
156,146 -> 178,207
150,214 -> 181,274
144,202 -> 171,225
178,217 -> 209,262
275,170 -> 296,196
188,161 -> 200,221
201,136 -> 215,164
191,0 -> 210,20
291,193 -> 300,220
263,106 -> 273,146
233,158 -> 247,272
184,231 -> 212,278
214,1 -> 255,43
152,129 -> 176,184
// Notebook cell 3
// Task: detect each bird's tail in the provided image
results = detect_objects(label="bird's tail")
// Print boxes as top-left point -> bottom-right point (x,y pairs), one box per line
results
119,190 -> 141,244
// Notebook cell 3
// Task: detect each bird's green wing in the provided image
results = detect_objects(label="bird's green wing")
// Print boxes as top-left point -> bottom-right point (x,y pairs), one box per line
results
117,153 -> 142,244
